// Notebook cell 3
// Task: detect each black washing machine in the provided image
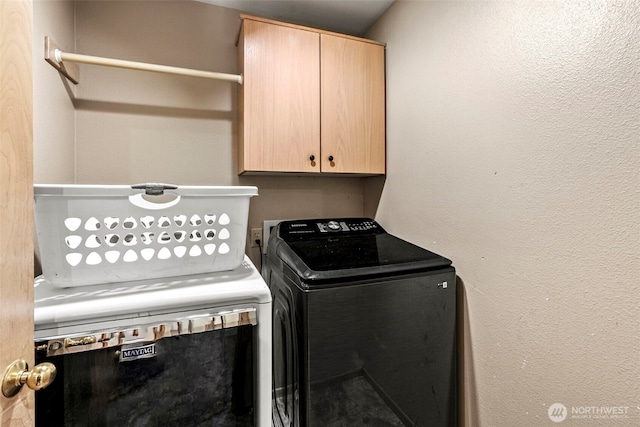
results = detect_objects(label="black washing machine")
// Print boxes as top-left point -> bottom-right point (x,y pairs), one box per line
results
262,218 -> 457,427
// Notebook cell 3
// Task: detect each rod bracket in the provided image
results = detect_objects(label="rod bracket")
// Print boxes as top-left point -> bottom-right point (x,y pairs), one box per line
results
44,36 -> 79,84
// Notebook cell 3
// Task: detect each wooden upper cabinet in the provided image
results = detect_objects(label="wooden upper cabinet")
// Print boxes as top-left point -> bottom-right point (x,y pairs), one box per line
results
238,18 -> 320,173
238,15 -> 385,175
320,34 -> 385,174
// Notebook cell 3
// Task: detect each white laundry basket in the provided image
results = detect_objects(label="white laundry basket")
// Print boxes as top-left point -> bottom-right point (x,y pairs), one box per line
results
34,184 -> 257,288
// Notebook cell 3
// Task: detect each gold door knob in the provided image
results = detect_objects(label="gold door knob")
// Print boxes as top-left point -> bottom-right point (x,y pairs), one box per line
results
2,359 -> 57,398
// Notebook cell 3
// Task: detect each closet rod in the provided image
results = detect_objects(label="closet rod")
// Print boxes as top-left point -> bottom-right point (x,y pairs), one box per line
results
44,36 -> 242,85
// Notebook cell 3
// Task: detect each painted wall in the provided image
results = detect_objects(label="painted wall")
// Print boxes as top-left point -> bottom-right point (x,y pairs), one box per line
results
34,0 -> 368,267
367,1 -> 639,426
33,0 -> 75,184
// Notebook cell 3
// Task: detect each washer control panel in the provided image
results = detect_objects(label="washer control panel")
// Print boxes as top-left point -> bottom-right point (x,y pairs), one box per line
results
316,219 -> 379,233
279,218 -> 384,241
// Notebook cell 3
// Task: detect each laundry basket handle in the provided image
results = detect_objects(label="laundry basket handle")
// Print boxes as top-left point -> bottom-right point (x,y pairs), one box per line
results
129,183 -> 181,210
131,183 -> 178,196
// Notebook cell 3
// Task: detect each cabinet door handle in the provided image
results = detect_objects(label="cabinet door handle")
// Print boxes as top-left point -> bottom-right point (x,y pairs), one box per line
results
328,155 -> 334,162
309,155 -> 315,161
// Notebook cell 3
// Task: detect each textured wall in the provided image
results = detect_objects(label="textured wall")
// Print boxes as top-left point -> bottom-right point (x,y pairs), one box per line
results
368,1 -> 639,425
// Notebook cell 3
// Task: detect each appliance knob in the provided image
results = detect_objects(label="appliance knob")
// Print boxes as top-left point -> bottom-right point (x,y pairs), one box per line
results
327,221 -> 341,231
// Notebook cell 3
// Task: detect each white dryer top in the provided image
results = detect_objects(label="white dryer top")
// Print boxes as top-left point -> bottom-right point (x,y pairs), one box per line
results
34,255 -> 271,339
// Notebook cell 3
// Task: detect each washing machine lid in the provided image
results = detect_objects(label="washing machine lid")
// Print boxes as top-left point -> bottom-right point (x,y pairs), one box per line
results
273,218 -> 452,284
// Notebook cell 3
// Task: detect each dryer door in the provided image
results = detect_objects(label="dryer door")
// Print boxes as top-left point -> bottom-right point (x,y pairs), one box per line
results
35,325 -> 255,426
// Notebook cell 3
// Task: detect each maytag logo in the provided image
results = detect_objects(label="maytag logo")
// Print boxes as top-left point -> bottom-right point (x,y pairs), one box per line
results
120,343 -> 157,362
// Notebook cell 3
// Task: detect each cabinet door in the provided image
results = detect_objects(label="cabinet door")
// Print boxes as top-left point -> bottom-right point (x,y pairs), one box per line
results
321,34 -> 386,174
239,19 -> 320,173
